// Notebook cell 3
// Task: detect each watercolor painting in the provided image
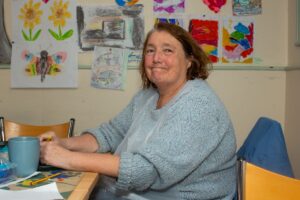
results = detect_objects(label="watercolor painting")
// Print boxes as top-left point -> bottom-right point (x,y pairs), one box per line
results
233,0 -> 262,16
127,49 -> 142,68
222,18 -> 254,64
153,0 -> 185,14
115,0 -> 140,6
11,0 -> 78,88
77,4 -> 144,51
189,18 -> 219,63
155,17 -> 184,28
91,47 -> 127,90
203,0 -> 227,13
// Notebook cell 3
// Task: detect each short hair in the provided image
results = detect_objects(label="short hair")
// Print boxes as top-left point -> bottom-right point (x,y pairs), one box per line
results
139,22 -> 212,89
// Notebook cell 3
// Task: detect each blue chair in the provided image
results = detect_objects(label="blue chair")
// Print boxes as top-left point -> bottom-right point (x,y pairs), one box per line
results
237,117 -> 294,178
234,117 -> 294,200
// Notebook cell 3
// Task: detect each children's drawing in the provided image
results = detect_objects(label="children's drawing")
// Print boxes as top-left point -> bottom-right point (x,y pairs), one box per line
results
202,0 -> 227,13
153,0 -> 185,14
189,18 -> 219,63
155,17 -> 184,28
77,4 -> 144,51
21,49 -> 67,82
127,49 -> 142,68
48,0 -> 73,40
11,0 -> 78,88
233,0 -> 262,16
91,47 -> 127,90
18,0 -> 43,41
115,0 -> 140,6
222,18 -> 254,63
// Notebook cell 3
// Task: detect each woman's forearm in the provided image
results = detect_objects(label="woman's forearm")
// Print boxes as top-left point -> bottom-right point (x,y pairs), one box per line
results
62,133 -> 99,153
66,152 -> 120,177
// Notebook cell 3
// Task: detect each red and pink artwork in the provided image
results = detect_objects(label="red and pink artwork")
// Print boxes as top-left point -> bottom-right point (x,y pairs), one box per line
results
203,0 -> 227,13
189,19 -> 219,63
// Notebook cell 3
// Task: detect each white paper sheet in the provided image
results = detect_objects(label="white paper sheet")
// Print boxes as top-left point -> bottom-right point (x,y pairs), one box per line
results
0,182 -> 64,200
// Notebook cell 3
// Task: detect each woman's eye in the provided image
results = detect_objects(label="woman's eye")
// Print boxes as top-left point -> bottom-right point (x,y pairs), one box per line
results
163,49 -> 173,54
145,49 -> 154,54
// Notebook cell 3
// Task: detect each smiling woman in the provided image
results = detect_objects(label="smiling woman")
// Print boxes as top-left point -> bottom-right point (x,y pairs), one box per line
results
0,0 -> 11,64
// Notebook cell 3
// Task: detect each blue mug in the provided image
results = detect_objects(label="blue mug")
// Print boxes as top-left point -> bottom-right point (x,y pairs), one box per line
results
8,137 -> 40,177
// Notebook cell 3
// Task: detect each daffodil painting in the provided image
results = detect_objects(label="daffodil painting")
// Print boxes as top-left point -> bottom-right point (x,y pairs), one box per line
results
48,0 -> 73,41
18,0 -> 43,41
11,0 -> 78,88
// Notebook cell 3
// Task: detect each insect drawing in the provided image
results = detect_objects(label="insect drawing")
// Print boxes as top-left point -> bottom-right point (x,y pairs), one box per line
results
21,50 -> 67,82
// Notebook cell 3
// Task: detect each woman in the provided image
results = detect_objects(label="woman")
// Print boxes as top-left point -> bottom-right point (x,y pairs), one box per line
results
40,22 -> 236,200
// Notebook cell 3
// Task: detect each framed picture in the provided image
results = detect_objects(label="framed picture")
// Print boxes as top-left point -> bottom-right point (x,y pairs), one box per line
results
296,0 -> 300,46
0,0 -> 12,64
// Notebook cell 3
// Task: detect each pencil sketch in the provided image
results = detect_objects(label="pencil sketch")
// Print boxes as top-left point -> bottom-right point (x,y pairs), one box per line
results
0,0 -> 12,64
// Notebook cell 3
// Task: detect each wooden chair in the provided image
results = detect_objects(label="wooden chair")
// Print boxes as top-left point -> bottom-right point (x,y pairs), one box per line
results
237,159 -> 300,200
0,117 -> 75,142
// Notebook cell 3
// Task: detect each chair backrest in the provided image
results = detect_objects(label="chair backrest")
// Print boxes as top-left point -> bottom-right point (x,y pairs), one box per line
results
237,159 -> 300,200
236,117 -> 294,177
0,117 -> 75,141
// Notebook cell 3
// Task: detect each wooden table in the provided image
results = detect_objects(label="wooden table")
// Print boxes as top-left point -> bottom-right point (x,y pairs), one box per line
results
67,172 -> 99,200
3,170 -> 99,200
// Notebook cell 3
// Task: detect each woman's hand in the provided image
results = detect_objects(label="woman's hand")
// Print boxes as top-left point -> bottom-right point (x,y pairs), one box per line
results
40,138 -> 72,169
39,131 -> 68,148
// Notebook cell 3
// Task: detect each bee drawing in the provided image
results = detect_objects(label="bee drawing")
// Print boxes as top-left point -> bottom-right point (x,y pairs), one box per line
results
21,50 -> 67,82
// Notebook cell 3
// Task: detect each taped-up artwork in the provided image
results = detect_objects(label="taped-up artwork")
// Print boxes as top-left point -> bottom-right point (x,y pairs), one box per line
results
189,18 -> 219,63
11,0 -> 78,88
0,0 -> 12,64
222,18 -> 254,64
77,4 -> 144,51
91,46 -> 127,90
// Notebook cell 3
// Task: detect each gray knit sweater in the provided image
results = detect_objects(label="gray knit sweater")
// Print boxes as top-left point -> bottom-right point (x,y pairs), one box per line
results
86,79 -> 237,200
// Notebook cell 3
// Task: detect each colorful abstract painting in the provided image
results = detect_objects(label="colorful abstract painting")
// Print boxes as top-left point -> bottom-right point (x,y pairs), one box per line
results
203,0 -> 227,13
155,17 -> 184,28
222,18 -> 254,64
153,0 -> 185,14
11,0 -> 78,88
115,0 -> 140,6
189,18 -> 219,63
233,0 -> 262,16
91,47 -> 127,90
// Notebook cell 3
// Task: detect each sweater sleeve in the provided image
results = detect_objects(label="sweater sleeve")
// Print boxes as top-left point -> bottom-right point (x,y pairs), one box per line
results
116,93 -> 233,191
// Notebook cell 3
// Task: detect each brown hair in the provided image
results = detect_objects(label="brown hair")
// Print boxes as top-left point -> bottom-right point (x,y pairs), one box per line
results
139,22 -> 212,89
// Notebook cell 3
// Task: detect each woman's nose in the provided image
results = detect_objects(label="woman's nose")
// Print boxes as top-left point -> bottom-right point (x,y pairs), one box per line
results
153,51 -> 162,63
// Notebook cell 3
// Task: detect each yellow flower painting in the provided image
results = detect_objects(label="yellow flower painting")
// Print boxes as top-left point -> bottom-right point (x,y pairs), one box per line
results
48,0 -> 73,40
18,0 -> 43,41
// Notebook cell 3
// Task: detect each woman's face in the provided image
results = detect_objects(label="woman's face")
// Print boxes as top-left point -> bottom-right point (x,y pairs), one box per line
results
144,31 -> 191,91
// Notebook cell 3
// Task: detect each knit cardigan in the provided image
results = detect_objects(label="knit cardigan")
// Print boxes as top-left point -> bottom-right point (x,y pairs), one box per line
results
86,79 -> 237,200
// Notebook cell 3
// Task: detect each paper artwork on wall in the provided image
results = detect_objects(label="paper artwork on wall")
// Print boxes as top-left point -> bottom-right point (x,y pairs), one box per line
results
77,4 -> 144,51
115,0 -> 140,7
189,17 -> 219,63
153,0 -> 185,14
127,49 -> 142,69
222,18 -> 254,64
91,47 -> 127,90
154,17 -> 185,28
233,0 -> 262,16
11,0 -> 78,88
202,0 -> 227,13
